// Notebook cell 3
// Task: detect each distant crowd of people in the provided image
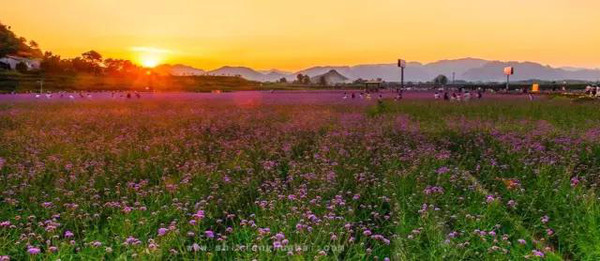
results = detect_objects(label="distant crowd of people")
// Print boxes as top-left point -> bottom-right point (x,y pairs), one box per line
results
342,88 -> 406,102
584,85 -> 600,98
433,89 -> 483,101
341,88 -> 486,102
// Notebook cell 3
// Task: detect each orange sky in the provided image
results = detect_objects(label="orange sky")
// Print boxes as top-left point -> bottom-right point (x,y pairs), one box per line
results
2,0 -> 599,71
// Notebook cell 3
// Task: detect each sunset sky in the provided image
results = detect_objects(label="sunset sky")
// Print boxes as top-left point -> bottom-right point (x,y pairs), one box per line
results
3,0 -> 599,71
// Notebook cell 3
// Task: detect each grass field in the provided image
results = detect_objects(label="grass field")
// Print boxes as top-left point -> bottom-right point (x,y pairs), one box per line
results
0,92 -> 599,260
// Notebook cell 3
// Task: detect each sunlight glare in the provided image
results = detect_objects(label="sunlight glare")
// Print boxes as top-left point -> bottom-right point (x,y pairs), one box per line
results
132,46 -> 171,68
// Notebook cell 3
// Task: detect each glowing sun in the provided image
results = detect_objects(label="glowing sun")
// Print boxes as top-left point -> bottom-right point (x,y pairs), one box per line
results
132,46 -> 171,68
140,55 -> 160,68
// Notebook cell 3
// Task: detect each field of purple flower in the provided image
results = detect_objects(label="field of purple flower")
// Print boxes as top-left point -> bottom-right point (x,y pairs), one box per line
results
0,92 -> 599,260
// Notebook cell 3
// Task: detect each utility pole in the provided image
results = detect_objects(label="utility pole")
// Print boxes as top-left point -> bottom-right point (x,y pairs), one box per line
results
398,59 -> 406,90
503,66 -> 514,92
452,72 -> 455,85
39,79 -> 44,94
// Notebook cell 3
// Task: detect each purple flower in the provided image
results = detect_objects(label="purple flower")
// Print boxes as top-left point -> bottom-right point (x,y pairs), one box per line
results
571,177 -> 580,187
193,210 -> 205,220
532,250 -> 545,257
436,166 -> 450,174
158,227 -> 168,236
541,215 -> 549,224
124,236 -> 141,245
507,200 -> 517,208
363,230 -> 372,236
204,230 -> 214,238
518,239 -> 527,245
191,243 -> 202,252
275,232 -> 285,240
64,230 -> 74,238
148,243 -> 158,250
27,247 -> 41,255
423,185 -> 444,195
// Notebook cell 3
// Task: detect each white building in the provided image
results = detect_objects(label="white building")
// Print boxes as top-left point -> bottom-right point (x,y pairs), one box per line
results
0,55 -> 41,71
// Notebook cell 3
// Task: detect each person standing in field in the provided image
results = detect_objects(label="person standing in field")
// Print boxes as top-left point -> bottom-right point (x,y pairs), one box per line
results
395,92 -> 402,101
464,91 -> 471,101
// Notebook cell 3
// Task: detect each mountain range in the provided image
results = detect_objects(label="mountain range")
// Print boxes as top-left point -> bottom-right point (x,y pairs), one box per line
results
157,58 -> 600,82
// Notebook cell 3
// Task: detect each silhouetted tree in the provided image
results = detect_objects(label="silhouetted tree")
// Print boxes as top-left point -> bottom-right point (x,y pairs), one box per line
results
353,78 -> 367,84
82,50 -> 103,74
434,74 -> 448,87
302,75 -> 311,85
296,74 -> 304,84
40,51 -> 65,73
82,50 -> 102,63
0,23 -> 25,58
279,77 -> 287,83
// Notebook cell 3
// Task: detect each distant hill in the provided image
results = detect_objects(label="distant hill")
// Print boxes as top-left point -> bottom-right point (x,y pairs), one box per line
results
291,59 -> 600,82
310,70 -> 349,85
161,58 -> 600,83
289,58 -> 500,82
154,64 -> 205,76
463,61 -> 600,82
262,70 -> 291,82
296,66 -> 355,79
208,66 -> 270,81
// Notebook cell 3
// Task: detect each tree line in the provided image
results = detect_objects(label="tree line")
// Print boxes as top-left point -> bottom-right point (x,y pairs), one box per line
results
1,22 -> 145,76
